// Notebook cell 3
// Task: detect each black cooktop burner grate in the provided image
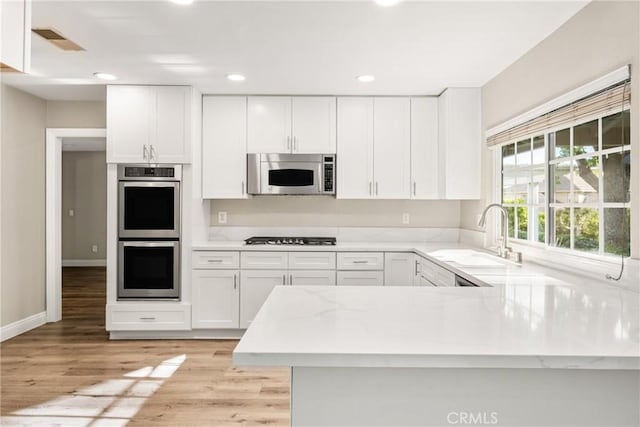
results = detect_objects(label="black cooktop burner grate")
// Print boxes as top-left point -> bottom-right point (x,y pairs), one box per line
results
244,236 -> 336,245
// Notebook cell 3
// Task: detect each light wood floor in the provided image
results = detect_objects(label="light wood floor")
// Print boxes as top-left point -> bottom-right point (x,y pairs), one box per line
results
1,267 -> 290,426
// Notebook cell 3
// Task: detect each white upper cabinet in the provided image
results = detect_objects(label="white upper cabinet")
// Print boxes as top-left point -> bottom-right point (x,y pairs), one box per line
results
410,97 -> 439,199
202,96 -> 248,199
247,96 -> 337,154
337,97 -> 374,199
247,96 -> 292,153
438,88 -> 481,199
291,97 -> 336,153
373,97 -> 411,199
337,97 -> 410,199
107,85 -> 191,164
0,0 -> 31,73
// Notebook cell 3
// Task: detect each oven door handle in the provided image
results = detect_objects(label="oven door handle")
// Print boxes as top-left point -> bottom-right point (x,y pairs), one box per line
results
120,241 -> 179,248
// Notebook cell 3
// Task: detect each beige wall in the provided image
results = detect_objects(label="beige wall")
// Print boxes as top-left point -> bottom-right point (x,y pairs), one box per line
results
460,0 -> 640,258
210,198 -> 460,228
46,101 -> 106,128
62,151 -> 107,260
0,84 -> 47,327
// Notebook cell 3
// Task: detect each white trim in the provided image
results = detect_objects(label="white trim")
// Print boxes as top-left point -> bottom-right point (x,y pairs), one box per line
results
62,259 -> 107,267
0,311 -> 46,342
46,128 -> 106,323
109,329 -> 244,340
486,65 -> 630,138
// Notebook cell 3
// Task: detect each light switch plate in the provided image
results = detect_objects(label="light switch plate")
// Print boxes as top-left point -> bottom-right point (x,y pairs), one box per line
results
91,245 -> 98,253
218,211 -> 228,224
69,209 -> 74,217
402,213 -> 410,224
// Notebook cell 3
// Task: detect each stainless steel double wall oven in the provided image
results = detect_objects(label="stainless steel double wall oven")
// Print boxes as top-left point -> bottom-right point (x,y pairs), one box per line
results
117,165 -> 181,299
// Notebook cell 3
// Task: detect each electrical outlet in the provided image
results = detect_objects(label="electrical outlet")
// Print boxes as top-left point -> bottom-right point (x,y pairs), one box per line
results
69,209 -> 74,217
218,211 -> 228,224
402,213 -> 410,225
91,245 -> 98,253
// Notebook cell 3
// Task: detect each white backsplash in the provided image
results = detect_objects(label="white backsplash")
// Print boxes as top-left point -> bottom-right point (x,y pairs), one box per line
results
207,226 -> 460,243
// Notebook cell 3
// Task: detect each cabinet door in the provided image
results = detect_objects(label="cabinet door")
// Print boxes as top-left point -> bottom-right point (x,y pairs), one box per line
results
192,270 -> 239,329
373,97 -> 411,199
384,252 -> 416,286
336,97 -> 374,199
291,97 -> 336,154
438,88 -> 481,199
153,86 -> 190,163
107,85 -> 152,163
289,270 -> 336,286
240,270 -> 285,329
247,96 -> 292,153
410,97 -> 439,199
0,0 -> 30,72
202,96 -> 248,198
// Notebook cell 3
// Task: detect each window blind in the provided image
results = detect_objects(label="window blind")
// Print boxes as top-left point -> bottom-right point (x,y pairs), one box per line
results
487,81 -> 631,148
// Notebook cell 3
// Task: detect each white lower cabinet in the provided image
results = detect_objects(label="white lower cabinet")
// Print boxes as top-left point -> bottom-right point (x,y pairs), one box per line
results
384,252 -> 416,286
192,269 -> 239,329
240,270 -> 284,329
337,271 -> 384,286
106,303 -> 191,331
419,257 -> 456,287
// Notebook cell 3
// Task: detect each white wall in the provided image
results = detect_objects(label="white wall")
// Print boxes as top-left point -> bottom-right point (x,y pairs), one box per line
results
62,151 -> 107,261
0,84 -> 47,327
460,0 -> 640,259
209,198 -> 461,228
46,100 -> 106,128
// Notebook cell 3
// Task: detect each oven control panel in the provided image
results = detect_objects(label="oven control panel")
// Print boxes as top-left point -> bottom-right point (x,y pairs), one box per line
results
118,165 -> 182,181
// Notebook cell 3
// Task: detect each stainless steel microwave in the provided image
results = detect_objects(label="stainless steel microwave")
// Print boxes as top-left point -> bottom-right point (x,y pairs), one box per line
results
247,153 -> 335,195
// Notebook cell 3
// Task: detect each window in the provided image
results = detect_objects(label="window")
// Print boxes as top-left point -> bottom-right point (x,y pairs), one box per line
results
501,110 -> 630,257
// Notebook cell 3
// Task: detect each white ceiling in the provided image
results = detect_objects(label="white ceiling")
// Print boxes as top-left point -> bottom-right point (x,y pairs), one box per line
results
2,0 -> 589,101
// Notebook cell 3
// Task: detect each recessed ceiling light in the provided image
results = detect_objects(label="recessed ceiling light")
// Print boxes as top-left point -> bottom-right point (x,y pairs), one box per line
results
226,74 -> 246,82
93,72 -> 117,81
357,75 -> 375,83
169,0 -> 194,5
374,0 -> 402,6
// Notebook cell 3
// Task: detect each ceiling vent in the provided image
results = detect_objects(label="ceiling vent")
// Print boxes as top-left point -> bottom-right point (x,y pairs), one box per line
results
32,27 -> 85,51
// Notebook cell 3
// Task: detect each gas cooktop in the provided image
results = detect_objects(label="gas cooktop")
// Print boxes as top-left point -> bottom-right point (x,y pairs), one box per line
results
244,236 -> 337,246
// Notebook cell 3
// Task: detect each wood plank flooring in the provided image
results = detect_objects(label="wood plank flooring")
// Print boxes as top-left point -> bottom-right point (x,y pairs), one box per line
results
1,267 -> 290,426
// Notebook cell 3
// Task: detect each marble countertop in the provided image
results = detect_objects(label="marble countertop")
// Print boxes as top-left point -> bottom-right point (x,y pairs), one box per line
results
231,244 -> 640,370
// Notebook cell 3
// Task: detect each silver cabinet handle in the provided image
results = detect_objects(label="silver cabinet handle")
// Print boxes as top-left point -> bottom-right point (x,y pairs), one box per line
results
293,136 -> 297,152
287,136 -> 291,151
241,180 -> 245,195
143,145 -> 148,161
353,260 -> 369,264
282,275 -> 286,286
415,259 -> 419,275
233,274 -> 237,289
139,317 -> 156,321
207,259 -> 223,263
289,274 -> 293,286
375,182 -> 379,196
369,182 -> 372,196
413,182 -> 417,196
150,144 -> 156,162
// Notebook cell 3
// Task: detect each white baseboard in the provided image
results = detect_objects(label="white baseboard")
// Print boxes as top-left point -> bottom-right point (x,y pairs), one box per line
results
1,311 -> 47,342
62,259 -> 106,267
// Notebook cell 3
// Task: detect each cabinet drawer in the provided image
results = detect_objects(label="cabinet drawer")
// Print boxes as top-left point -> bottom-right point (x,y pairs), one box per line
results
337,252 -> 383,270
420,258 -> 455,287
337,271 -> 384,286
192,251 -> 239,269
107,304 -> 191,331
288,252 -> 336,270
241,251 -> 289,269
290,270 -> 336,286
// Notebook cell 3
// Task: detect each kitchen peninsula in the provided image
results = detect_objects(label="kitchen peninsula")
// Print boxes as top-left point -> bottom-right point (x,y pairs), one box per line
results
233,249 -> 640,426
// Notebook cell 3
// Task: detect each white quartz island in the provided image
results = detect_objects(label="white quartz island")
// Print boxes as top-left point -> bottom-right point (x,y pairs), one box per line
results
233,255 -> 640,426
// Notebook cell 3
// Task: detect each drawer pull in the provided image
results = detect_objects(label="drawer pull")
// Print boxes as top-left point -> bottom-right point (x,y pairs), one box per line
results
353,260 -> 369,264
139,317 -> 156,321
207,259 -> 223,263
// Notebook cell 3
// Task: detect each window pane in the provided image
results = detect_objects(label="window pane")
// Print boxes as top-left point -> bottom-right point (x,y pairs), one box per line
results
502,173 -> 517,204
532,165 -> 546,204
517,207 -> 528,240
603,150 -> 631,203
534,208 -> 546,244
572,156 -> 600,203
516,139 -> 531,167
505,206 -> 515,239
502,144 -> 516,170
602,111 -> 630,150
514,170 -> 530,204
551,128 -> 570,159
604,208 -> 630,256
574,208 -> 599,253
532,135 -> 545,165
553,208 -> 570,248
573,119 -> 598,155
552,161 -> 571,203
